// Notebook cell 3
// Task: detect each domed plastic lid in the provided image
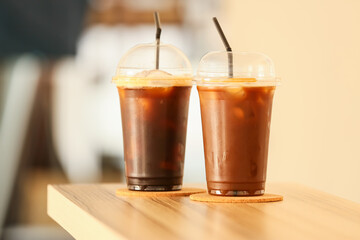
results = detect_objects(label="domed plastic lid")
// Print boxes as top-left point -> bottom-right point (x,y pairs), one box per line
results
196,51 -> 280,86
112,42 -> 192,87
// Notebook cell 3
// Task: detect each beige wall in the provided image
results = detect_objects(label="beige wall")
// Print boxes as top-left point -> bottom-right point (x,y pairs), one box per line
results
220,0 -> 360,202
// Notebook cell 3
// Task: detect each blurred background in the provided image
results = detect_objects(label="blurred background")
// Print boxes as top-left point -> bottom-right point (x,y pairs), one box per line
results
0,0 -> 359,239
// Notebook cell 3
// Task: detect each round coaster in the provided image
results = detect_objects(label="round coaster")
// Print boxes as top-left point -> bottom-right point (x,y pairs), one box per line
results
190,193 -> 283,203
116,188 -> 206,197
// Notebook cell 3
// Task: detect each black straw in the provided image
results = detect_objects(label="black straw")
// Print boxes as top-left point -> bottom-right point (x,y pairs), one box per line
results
213,17 -> 233,78
154,12 -> 162,70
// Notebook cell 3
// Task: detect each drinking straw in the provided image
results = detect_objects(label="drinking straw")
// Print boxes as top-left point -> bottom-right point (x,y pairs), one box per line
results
212,17 -> 233,78
154,12 -> 162,70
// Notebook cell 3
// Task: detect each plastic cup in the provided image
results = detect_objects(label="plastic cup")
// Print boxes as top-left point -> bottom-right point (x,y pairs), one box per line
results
112,42 -> 192,191
195,51 -> 279,196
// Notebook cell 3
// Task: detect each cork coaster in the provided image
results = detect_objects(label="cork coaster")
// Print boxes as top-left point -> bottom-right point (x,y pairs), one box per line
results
116,188 -> 206,197
190,193 -> 283,203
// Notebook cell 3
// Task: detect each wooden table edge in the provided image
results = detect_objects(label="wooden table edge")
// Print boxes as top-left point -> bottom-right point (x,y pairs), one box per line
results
47,184 -> 126,240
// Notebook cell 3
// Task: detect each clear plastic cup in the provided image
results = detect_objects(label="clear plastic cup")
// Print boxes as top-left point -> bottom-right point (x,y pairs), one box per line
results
112,42 -> 192,191
195,51 -> 280,196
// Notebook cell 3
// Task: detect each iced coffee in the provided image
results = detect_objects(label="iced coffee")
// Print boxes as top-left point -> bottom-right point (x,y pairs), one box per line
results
196,51 -> 279,196
113,43 -> 192,191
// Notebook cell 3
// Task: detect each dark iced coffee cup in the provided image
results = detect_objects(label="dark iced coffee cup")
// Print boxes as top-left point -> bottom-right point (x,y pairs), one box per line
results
196,51 -> 279,196
112,42 -> 192,191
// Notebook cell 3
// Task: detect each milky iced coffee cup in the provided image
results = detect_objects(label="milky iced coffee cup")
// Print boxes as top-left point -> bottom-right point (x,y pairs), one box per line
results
112,42 -> 192,191
195,51 -> 280,196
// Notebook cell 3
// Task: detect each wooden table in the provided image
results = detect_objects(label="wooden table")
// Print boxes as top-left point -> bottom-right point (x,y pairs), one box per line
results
47,183 -> 360,240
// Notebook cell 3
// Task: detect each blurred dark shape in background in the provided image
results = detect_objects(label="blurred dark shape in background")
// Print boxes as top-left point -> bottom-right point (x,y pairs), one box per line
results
0,1 -> 87,239
0,0 -> 87,57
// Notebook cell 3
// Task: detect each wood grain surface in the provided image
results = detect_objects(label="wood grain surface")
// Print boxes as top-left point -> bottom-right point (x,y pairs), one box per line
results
47,183 -> 360,240
116,187 -> 205,197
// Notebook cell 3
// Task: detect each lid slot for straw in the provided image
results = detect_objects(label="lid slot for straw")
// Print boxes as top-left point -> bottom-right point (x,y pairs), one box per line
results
213,17 -> 233,78
154,12 -> 162,70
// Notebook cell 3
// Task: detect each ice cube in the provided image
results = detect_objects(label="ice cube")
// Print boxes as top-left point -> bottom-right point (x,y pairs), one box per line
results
233,107 -> 245,119
134,70 -> 149,78
227,87 -> 245,98
262,86 -> 275,94
134,69 -> 172,78
257,96 -> 264,105
138,99 -> 151,113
